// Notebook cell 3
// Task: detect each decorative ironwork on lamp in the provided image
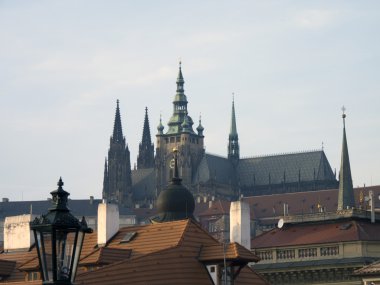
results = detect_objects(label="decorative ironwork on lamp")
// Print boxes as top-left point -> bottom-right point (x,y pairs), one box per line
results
30,178 -> 92,284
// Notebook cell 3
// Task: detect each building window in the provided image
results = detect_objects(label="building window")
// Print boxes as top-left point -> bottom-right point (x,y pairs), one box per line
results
27,272 -> 39,281
170,137 -> 175,143
208,221 -> 217,233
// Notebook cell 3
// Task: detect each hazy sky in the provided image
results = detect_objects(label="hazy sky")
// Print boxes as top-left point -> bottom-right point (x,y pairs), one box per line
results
0,1 -> 379,201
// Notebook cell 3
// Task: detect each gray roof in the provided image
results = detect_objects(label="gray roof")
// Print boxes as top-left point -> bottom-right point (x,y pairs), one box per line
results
131,168 -> 156,201
0,199 -> 134,218
238,150 -> 336,186
192,154 -> 236,185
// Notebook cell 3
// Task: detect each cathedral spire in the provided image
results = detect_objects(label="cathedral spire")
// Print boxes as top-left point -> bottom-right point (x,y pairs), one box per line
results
112,99 -> 124,143
137,107 -> 155,169
337,107 -> 355,210
228,95 -> 240,163
142,107 -> 152,146
103,100 -> 132,206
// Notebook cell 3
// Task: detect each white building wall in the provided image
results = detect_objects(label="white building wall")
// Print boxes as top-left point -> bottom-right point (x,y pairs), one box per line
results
4,214 -> 35,251
230,201 -> 251,250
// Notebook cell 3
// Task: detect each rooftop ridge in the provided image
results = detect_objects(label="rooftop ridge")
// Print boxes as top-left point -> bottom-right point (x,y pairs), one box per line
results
205,152 -> 228,159
242,188 -> 339,199
240,149 -> 322,160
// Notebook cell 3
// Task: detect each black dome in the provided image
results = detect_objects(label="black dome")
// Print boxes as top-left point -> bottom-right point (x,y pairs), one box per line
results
152,148 -> 195,223
155,178 -> 195,222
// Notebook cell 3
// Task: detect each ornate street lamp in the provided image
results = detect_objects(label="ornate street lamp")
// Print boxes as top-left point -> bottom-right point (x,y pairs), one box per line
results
31,178 -> 92,284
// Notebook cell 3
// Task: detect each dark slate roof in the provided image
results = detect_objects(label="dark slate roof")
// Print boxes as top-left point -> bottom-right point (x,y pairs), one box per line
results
192,153 -> 236,185
131,168 -> 156,201
238,150 -> 336,186
0,199 -> 134,218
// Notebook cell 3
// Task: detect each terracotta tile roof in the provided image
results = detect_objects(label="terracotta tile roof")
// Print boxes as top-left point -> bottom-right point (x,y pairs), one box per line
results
0,231 -> 98,283
198,200 -> 231,217
199,242 -> 259,263
18,256 -> 39,271
80,247 -> 131,265
252,219 -> 380,248
353,260 -> 380,276
243,185 -> 380,220
0,259 -> 16,277
77,247 -> 212,285
77,246 -> 265,285
0,249 -> 37,282
77,219 -> 266,285
236,266 -> 270,285
106,219 -> 191,257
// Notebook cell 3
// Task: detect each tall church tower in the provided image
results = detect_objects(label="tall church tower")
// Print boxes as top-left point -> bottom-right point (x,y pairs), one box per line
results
137,107 -> 154,169
102,100 -> 132,206
155,62 -> 205,192
228,97 -> 240,166
337,107 -> 355,210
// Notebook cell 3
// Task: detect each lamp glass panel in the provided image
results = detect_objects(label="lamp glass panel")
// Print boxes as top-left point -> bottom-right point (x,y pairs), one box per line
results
40,232 -> 53,281
55,230 -> 76,281
71,231 -> 84,282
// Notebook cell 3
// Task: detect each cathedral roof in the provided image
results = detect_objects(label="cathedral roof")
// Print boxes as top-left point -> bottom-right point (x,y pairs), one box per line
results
131,168 -> 156,201
192,150 -> 336,188
238,150 -> 336,186
193,154 -> 236,185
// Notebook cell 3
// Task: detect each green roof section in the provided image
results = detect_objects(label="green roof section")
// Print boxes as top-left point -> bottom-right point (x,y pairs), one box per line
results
166,62 -> 196,135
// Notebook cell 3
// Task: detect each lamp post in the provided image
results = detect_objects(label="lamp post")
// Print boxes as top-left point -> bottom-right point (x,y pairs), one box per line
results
30,178 -> 92,284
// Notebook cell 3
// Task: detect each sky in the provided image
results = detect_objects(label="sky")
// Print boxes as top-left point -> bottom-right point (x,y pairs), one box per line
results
0,1 -> 379,201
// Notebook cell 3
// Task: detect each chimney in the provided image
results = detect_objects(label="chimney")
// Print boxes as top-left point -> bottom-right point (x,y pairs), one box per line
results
97,202 -> 119,246
4,214 -> 34,251
90,196 -> 94,205
230,201 -> 251,250
2,198 -> 9,203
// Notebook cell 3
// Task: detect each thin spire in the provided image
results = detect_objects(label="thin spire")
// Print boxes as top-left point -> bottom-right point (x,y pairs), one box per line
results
230,93 -> 238,137
141,107 -> 152,145
112,99 -> 124,143
137,107 -> 155,169
337,107 -> 355,210
228,94 -> 239,162
176,61 -> 184,92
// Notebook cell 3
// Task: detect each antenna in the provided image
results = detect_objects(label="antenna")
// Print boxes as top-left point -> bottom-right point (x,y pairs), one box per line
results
278,218 -> 284,229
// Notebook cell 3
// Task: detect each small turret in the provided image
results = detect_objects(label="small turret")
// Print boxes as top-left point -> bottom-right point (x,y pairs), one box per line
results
197,115 -> 204,136
157,114 -> 164,135
337,107 -> 355,210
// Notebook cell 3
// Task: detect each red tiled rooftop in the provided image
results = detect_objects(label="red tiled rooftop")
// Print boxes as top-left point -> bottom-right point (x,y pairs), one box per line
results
252,219 -> 380,248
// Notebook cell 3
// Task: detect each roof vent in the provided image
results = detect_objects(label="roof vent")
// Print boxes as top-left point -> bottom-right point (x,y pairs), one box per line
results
339,223 -> 352,230
120,232 -> 137,243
